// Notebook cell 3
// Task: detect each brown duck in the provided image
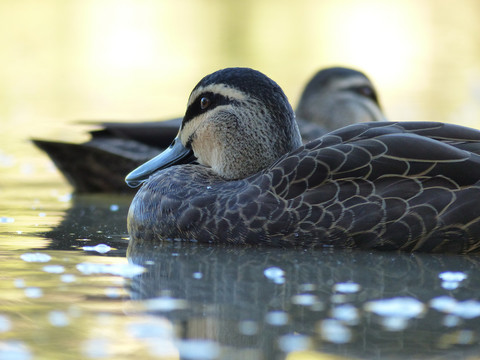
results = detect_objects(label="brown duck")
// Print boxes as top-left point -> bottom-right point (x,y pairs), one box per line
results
32,67 -> 383,193
126,67 -> 480,253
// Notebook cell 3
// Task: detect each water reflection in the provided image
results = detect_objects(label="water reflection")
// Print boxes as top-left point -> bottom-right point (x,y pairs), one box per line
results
127,239 -> 480,359
41,194 -> 132,252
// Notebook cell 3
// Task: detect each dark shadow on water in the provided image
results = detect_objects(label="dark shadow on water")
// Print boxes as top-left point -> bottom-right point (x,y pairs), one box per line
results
39,194 -> 132,256
128,239 -> 480,360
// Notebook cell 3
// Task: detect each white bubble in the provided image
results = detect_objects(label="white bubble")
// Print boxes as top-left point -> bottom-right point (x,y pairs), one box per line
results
265,311 -> 289,326
439,271 -> 467,282
333,282 -> 361,293
83,338 -> 109,358
144,297 -> 188,312
264,267 -> 285,284
24,287 -> 43,298
20,253 -> 51,263
381,317 -> 409,331
177,339 -> 221,359
0,341 -> 31,360
48,311 -> 69,327
332,304 -> 359,324
364,297 -> 425,318
430,296 -> 480,319
0,315 -> 12,332
76,262 -> 145,278
291,294 -> 318,306
320,319 -> 352,343
82,244 -> 112,254
105,287 -> 121,298
14,279 -> 25,288
441,281 -> 460,290
60,274 -> 76,283
278,334 -> 311,353
42,265 -> 65,274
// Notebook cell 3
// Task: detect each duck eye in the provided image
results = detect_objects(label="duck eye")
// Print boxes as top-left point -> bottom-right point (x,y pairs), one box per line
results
355,86 -> 374,98
200,97 -> 211,110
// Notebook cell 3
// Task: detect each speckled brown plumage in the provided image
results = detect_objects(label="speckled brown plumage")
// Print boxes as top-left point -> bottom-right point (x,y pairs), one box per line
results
128,120 -> 480,253
127,68 -> 480,253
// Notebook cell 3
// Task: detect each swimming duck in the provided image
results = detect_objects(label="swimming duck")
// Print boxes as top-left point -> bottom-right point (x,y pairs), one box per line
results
126,67 -> 480,254
32,67 -> 384,193
296,66 -> 383,141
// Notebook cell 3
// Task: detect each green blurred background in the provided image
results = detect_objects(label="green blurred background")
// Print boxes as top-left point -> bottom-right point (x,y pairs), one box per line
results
2,0 -> 480,151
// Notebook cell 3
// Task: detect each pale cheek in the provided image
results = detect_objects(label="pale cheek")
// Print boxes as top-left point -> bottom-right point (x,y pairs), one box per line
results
193,127 -> 220,168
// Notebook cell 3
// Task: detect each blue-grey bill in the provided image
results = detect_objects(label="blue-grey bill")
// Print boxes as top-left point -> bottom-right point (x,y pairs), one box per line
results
125,137 -> 194,188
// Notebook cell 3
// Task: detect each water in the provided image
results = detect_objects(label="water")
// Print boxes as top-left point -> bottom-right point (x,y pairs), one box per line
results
2,164 -> 480,359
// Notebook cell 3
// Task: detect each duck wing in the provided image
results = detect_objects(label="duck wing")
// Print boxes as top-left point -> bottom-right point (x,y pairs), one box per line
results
32,139 -> 152,193
88,118 -> 181,147
262,121 -> 480,253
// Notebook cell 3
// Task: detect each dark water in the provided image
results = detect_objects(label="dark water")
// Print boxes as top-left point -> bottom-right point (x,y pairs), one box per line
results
2,168 -> 480,359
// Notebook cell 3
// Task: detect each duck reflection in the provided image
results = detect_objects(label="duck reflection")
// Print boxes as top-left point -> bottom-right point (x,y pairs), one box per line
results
127,239 -> 480,359
41,194 -> 131,253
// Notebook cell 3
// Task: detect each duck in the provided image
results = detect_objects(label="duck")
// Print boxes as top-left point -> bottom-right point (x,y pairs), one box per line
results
32,67 -> 384,193
296,66 -> 383,141
126,67 -> 480,254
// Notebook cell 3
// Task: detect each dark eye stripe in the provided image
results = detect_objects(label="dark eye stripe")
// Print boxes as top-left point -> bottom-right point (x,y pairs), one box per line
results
347,85 -> 379,105
181,92 -> 235,129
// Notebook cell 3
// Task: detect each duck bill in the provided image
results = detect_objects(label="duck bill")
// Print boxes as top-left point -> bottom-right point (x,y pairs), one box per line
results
125,137 -> 194,188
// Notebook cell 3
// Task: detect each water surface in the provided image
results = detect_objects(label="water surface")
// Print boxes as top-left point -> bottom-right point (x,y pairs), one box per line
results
2,158 -> 480,359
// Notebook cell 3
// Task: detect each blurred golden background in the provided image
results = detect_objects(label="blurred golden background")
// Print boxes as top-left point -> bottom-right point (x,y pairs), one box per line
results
1,0 -> 480,151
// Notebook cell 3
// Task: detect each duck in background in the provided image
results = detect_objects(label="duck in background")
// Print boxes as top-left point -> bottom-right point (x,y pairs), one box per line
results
32,67 -> 384,193
126,67 -> 480,253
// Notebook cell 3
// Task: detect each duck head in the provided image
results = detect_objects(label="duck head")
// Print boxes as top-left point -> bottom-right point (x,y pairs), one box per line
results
126,67 -> 302,187
296,67 -> 385,133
